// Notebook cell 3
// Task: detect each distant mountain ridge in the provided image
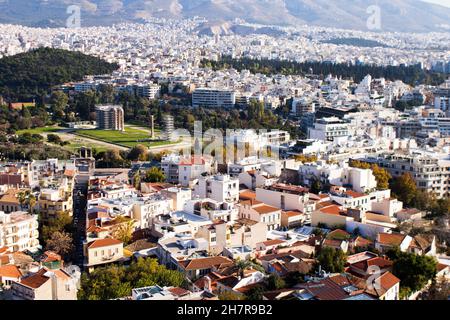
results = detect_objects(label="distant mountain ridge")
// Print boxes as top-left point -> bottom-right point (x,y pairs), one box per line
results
0,0 -> 450,33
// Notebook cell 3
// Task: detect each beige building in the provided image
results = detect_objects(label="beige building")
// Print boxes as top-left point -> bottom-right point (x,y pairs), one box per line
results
239,199 -> 281,231
0,189 -> 22,213
11,268 -> 78,300
0,211 -> 39,253
84,238 -> 124,271
229,219 -> 267,249
196,221 -> 231,255
38,187 -> 73,221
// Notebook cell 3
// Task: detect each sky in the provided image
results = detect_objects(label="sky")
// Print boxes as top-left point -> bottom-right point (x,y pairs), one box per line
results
422,0 -> 450,7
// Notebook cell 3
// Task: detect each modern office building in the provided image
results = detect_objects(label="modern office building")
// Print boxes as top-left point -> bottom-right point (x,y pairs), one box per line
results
192,88 -> 236,108
95,105 -> 125,131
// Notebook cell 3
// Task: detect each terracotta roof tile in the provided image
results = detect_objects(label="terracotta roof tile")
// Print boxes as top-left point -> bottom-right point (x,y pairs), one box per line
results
0,265 -> 22,278
87,238 -> 123,249
253,204 -> 280,215
179,256 -> 233,271
377,233 -> 406,246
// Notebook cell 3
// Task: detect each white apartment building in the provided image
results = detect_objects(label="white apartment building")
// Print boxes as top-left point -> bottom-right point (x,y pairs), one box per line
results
0,211 -> 39,253
299,161 -> 377,193
161,154 -> 182,184
161,187 -> 192,211
192,88 -> 236,108
132,195 -> 172,230
308,117 -> 350,142
364,153 -> 450,199
178,156 -> 216,188
228,156 -> 283,177
184,198 -> 239,223
255,184 -> 313,214
135,83 -> 160,99
193,175 -> 239,203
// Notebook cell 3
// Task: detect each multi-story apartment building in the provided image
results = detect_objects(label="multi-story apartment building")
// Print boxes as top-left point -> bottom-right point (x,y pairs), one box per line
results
178,156 -> 216,188
364,153 -> 450,198
192,88 -> 236,108
0,211 -> 39,253
161,154 -> 182,184
256,183 -> 313,214
38,187 -> 73,221
0,163 -> 34,187
135,83 -> 160,99
238,200 -> 282,231
194,175 -> 239,203
308,117 -> 350,142
95,105 -> 125,131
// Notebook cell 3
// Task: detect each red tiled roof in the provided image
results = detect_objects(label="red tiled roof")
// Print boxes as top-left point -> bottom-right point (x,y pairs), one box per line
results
352,257 -> 393,272
0,265 -> 22,279
179,256 -> 233,271
168,287 -> 191,297
239,190 -> 256,201
87,238 -> 123,249
19,270 -> 50,289
377,233 -> 406,246
378,271 -> 400,291
64,169 -> 76,177
0,246 -> 9,255
320,205 -> 342,215
345,190 -> 367,198
283,210 -> 303,218
261,239 -> 285,247
253,204 -> 280,215
437,263 -> 449,272
353,236 -> 373,247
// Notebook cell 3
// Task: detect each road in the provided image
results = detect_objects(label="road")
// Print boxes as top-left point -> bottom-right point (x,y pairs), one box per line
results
72,174 -> 89,269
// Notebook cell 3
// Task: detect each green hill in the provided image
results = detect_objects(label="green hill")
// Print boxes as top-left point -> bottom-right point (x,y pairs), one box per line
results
0,47 -> 119,102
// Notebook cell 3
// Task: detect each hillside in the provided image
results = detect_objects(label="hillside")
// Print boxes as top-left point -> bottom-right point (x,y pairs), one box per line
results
0,48 -> 119,101
0,0 -> 450,32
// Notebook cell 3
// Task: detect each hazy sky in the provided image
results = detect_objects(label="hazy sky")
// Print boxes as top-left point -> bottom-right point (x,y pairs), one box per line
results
423,0 -> 450,7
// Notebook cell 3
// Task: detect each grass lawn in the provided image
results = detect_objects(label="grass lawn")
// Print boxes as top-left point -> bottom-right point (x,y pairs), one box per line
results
75,126 -> 175,148
17,126 -> 62,135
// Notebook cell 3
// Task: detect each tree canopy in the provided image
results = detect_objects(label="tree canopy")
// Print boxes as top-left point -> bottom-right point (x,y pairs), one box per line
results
78,258 -> 186,300
387,248 -> 437,294
0,47 -> 119,102
315,247 -> 347,274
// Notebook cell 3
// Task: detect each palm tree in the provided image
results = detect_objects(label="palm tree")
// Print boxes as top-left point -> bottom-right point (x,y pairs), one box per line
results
17,191 -> 27,210
236,259 -> 253,278
28,194 -> 36,214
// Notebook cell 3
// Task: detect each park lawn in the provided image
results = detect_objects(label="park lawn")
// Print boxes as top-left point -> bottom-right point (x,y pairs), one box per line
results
17,126 -> 62,135
75,126 -> 174,148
